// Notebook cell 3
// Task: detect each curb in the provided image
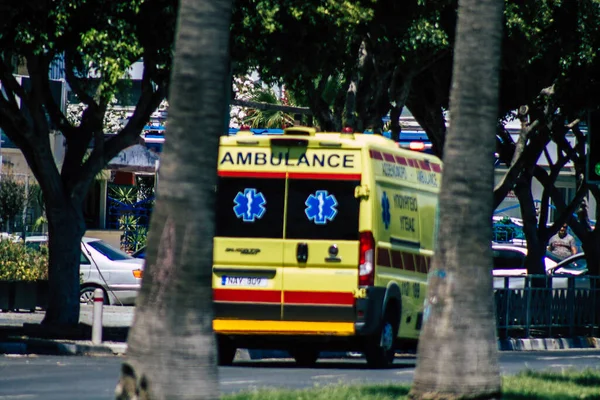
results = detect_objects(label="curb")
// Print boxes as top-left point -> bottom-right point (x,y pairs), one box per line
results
0,338 -> 127,356
498,337 -> 600,351
3,337 -> 600,357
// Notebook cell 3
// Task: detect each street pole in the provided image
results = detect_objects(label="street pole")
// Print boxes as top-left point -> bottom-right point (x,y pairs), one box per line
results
21,175 -> 28,240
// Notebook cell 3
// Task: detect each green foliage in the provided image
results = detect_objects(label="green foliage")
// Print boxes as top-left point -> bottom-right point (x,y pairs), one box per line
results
27,183 -> 44,213
230,0 -> 456,131
109,182 -> 153,252
0,1 -> 153,102
0,239 -> 48,281
110,186 -> 138,205
123,225 -> 147,252
222,369 -> 600,399
242,87 -> 295,128
493,217 -> 525,243
0,177 -> 26,232
32,216 -> 48,233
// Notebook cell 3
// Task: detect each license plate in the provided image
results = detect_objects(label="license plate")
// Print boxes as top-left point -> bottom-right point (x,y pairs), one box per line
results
221,276 -> 268,287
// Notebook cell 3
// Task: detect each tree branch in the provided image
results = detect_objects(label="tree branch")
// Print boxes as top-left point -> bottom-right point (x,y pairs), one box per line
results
64,55 -> 96,107
0,56 -> 26,109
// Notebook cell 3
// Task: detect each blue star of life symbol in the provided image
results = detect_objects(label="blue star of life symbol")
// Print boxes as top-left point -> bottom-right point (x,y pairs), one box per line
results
381,191 -> 391,230
305,190 -> 338,225
233,188 -> 266,222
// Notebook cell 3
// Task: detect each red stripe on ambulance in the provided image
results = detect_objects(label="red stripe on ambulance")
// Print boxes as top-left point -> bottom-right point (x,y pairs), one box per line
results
213,289 -> 280,303
218,171 -> 286,179
284,291 -> 355,306
288,172 -> 361,181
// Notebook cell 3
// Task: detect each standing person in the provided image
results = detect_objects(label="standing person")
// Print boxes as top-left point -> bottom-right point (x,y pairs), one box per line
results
547,224 -> 578,260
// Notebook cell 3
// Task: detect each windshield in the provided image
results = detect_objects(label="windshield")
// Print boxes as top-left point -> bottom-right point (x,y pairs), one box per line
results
87,240 -> 133,261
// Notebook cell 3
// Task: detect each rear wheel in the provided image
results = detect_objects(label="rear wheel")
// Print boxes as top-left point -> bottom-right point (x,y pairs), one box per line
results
79,286 -> 108,305
365,308 -> 398,369
289,348 -> 319,367
217,336 -> 237,366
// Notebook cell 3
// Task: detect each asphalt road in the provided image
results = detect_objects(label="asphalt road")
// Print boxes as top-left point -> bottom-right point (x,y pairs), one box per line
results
2,350 -> 600,400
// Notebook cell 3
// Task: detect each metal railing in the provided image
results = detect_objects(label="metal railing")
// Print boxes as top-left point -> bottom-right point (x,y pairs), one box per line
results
494,275 -> 599,338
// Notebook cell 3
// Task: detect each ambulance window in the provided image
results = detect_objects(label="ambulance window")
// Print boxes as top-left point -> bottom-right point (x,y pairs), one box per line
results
286,179 -> 360,240
215,177 -> 285,238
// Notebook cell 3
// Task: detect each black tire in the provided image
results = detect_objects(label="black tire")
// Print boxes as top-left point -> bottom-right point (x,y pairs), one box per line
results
364,308 -> 399,369
289,348 -> 319,367
79,286 -> 108,305
217,336 -> 237,366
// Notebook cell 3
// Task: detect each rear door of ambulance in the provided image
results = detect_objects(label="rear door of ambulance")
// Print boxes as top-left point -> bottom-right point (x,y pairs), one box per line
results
281,140 -> 362,335
212,139 -> 287,333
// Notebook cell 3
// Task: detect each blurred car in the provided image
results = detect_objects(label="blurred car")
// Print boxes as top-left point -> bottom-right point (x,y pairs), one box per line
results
492,244 -> 588,289
19,235 -> 144,305
80,237 -> 145,305
548,253 -> 587,275
132,246 -> 146,259
23,235 -> 49,251
546,253 -> 590,289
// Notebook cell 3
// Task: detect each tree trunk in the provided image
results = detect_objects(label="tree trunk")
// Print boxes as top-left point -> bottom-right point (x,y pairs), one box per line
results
515,174 -> 546,276
410,0 -> 503,399
116,0 -> 231,398
42,200 -> 86,326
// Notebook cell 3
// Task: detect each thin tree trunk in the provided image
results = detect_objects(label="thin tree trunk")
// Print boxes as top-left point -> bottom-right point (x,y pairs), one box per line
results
410,0 -> 503,399
42,200 -> 86,326
116,0 -> 231,398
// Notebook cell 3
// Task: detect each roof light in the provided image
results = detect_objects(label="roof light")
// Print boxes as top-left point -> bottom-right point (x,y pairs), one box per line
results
239,125 -> 251,131
342,126 -> 354,133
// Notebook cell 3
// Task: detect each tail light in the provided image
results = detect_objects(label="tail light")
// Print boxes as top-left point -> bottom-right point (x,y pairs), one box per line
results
359,231 -> 375,286
409,141 -> 426,151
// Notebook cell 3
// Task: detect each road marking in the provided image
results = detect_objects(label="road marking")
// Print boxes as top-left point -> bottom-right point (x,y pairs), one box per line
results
312,375 -> 345,380
221,380 -> 258,385
394,370 -> 415,375
538,355 -> 600,360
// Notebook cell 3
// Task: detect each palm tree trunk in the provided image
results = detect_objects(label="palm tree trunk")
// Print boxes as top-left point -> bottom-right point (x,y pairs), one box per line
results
410,0 -> 503,399
116,0 -> 232,398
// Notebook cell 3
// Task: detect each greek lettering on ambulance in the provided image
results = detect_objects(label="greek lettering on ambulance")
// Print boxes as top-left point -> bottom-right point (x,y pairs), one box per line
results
382,163 -> 407,179
417,171 -> 438,187
393,194 -> 418,211
220,151 -> 355,168
394,194 -> 418,233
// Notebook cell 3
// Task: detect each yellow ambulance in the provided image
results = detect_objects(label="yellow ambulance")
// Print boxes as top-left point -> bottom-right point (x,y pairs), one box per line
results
212,126 -> 441,368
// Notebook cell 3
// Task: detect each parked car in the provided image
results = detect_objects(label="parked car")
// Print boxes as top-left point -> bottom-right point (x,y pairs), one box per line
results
20,235 -> 144,305
132,246 -> 146,259
22,235 -> 50,251
492,244 -> 588,289
80,237 -> 145,305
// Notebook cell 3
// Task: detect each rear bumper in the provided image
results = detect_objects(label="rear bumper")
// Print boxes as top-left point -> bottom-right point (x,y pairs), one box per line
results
213,319 -> 355,336
106,289 -> 139,306
213,287 -> 386,337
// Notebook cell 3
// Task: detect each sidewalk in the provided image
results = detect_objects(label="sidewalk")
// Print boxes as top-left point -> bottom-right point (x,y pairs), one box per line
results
2,306 -> 600,357
0,305 -> 132,356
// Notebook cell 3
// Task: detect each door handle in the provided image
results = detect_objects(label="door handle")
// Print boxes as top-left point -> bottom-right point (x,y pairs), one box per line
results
297,243 -> 308,263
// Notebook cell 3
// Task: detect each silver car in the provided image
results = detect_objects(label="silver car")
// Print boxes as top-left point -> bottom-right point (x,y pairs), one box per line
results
24,236 -> 144,305
492,244 -> 587,289
80,237 -> 145,305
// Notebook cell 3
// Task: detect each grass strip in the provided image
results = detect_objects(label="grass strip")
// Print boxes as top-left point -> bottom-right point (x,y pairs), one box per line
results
223,369 -> 600,400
